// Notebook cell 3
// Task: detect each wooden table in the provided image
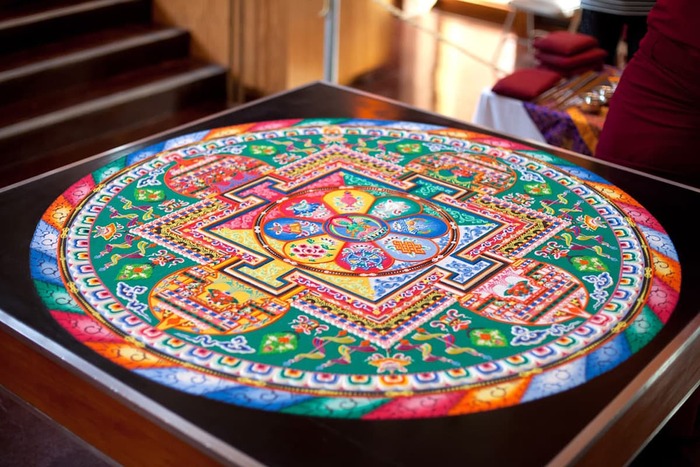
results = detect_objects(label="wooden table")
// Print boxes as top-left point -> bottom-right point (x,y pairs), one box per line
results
1,82 -> 698,466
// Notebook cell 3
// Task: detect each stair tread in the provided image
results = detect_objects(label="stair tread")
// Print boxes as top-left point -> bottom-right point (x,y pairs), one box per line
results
0,101 -> 231,188
0,0 -> 90,22
0,23 -> 186,73
0,0 -> 138,23
0,58 -> 226,133
0,0 -> 150,55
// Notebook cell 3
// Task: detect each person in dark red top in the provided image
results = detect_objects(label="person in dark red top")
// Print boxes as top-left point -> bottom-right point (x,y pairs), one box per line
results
594,0 -> 700,186
598,3 -> 700,444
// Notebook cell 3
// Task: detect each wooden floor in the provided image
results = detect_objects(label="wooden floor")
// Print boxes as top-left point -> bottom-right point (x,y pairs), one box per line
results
348,5 -> 535,125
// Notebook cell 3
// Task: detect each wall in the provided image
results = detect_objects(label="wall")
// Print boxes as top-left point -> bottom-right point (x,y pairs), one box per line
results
152,0 -> 396,101
152,0 -> 232,67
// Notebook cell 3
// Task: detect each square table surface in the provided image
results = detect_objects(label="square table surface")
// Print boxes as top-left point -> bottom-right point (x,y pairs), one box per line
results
1,81 -> 698,467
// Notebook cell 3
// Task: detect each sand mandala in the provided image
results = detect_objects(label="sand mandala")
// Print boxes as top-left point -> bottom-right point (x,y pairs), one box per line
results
30,119 -> 681,418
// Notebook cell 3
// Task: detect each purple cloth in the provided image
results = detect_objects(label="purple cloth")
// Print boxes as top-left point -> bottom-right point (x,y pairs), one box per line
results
523,102 -> 592,156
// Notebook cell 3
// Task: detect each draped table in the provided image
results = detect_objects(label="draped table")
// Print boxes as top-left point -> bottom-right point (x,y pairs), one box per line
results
473,69 -> 619,156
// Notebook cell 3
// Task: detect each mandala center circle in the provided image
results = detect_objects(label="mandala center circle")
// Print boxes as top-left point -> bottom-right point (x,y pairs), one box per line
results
325,214 -> 388,242
255,186 -> 458,276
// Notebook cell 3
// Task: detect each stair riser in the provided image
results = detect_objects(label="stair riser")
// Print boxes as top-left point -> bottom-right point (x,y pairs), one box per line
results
0,0 -> 151,55
0,71 -> 226,163
0,30 -> 191,106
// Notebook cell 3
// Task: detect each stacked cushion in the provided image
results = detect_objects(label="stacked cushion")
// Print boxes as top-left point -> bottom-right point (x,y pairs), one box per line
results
533,31 -> 598,56
533,31 -> 607,77
491,68 -> 563,101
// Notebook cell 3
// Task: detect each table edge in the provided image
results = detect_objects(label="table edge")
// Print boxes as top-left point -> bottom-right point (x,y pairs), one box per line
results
549,312 -> 700,466
0,308 -> 265,467
2,80 -> 699,464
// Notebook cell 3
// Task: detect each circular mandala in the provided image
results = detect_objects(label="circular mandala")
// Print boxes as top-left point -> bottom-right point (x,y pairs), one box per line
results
30,119 -> 681,419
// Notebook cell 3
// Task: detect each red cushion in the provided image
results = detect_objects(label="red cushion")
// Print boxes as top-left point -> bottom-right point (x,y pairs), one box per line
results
536,47 -> 608,69
538,61 -> 605,78
533,31 -> 599,56
491,68 -> 563,101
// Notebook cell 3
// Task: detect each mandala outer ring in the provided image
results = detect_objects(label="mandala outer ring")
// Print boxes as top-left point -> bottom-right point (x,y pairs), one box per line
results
30,119 -> 681,419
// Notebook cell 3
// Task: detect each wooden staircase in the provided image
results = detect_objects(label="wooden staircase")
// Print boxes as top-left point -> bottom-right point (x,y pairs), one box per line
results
0,0 -> 229,188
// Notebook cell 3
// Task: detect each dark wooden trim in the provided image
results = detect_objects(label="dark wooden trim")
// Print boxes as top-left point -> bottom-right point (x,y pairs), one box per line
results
436,0 -> 509,22
550,314 -> 700,466
0,324 -> 227,467
437,0 -> 527,36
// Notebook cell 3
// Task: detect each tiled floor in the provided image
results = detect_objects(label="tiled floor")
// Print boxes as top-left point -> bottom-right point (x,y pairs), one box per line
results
2,6 -> 698,467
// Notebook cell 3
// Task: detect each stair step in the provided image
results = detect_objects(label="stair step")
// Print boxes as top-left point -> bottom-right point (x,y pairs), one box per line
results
0,58 -> 223,128
0,58 -> 227,163
0,0 -> 150,54
0,24 -> 190,104
0,0 -> 231,188
0,100 -> 230,188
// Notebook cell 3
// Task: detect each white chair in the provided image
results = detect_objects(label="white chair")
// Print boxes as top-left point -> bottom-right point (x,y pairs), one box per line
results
493,0 -> 582,65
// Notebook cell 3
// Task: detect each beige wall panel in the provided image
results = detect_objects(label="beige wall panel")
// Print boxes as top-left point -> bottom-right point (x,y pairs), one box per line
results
152,0 -> 231,66
286,0 -> 325,88
234,0 -> 395,95
338,0 -> 395,85
156,0 -> 396,97
231,0 -> 290,96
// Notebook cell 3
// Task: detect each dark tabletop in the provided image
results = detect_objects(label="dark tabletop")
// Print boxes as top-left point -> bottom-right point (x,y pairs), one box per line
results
1,81 -> 698,467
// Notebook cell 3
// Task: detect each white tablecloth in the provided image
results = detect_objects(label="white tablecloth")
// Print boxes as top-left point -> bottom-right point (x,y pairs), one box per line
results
471,88 -> 546,143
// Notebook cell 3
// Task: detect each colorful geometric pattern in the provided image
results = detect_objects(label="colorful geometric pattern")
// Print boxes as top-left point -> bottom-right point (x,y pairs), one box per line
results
30,119 -> 681,419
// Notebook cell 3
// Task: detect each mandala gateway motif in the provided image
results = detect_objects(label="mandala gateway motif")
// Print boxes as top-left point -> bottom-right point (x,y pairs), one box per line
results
30,119 -> 681,419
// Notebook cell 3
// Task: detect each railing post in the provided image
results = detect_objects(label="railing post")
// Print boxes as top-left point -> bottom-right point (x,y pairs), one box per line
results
322,0 -> 341,83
